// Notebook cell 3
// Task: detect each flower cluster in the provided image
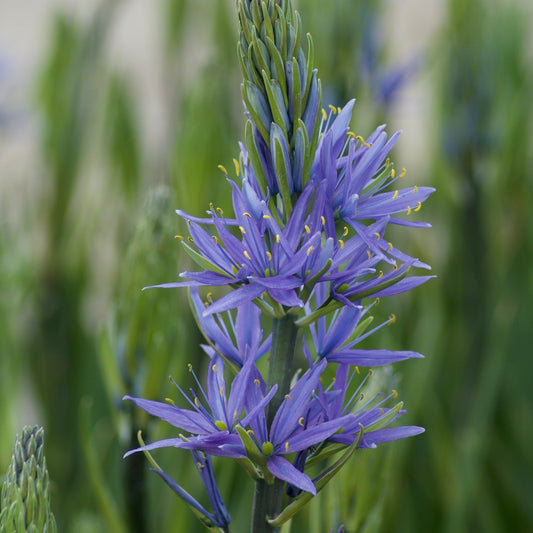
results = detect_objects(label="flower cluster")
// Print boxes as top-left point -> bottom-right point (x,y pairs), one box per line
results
125,1 -> 434,530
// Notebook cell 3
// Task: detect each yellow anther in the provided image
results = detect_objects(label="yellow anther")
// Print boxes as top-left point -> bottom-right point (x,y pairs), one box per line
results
388,313 -> 396,324
367,250 -> 372,259
378,270 -> 384,279
406,206 -> 412,215
375,297 -> 380,305
393,263 -> 398,271
400,168 -> 407,178
355,135 -> 370,148
247,429 -> 254,436
304,225 -> 311,234
243,212 -> 252,218
197,462 -> 204,470
210,202 -> 215,211
263,214 -> 271,220
337,106 -> 342,114
374,232 -> 381,240
217,165 -> 228,174
391,169 -> 396,179
219,387 -> 224,397
321,216 -> 326,225
298,417 -> 304,426
187,236 -> 194,243
233,158 -> 240,176
212,364 -> 217,373
332,377 -> 336,383
285,442 -> 290,452
369,369 -> 374,376
392,190 -> 399,200
276,234 -> 280,243
321,108 -> 328,121
328,104 -> 337,114
379,407 -> 384,415
174,235 -> 184,240
216,207 -> 224,216
194,397 -> 200,408
244,250 -> 251,260
338,239 -> 344,249
342,226 -> 349,237
284,394 -> 291,401
239,226 -> 246,234
355,366 -> 360,374
254,379 -> 260,387
392,389 -> 398,399
413,185 -> 418,194
211,235 -> 219,244
347,131 -> 356,139
233,410 -> 238,419
414,201 -> 422,212
359,393 -> 365,400
388,242 -> 393,251
188,363 -> 193,372
307,245 -> 314,256
165,398 -> 175,405
266,251 -> 272,261
385,157 -> 390,167
206,292 -> 213,301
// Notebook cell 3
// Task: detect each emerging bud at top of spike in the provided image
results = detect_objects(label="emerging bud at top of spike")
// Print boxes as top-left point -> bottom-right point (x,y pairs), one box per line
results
0,425 -> 57,533
237,0 -> 322,215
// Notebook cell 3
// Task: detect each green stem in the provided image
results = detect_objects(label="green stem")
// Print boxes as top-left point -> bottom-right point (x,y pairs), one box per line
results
251,314 -> 299,532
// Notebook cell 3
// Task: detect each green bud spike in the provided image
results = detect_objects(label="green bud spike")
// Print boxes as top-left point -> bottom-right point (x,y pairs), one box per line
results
0,426 -> 57,533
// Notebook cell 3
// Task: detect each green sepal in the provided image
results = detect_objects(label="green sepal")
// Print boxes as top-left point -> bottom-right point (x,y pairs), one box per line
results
251,26 -> 271,78
271,130 -> 293,220
244,120 -> 269,197
267,425 -> 364,527
235,425 -> 265,466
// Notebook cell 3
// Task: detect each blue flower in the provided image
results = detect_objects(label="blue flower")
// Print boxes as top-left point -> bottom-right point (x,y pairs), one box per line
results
303,283 -> 424,366
153,451 -> 231,529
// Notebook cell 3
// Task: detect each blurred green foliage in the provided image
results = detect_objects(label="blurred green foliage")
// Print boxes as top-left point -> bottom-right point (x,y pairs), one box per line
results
0,0 -> 532,531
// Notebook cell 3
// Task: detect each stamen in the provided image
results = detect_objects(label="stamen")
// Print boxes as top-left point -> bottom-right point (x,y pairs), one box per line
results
174,235 -> 184,240
304,224 -> 311,234
239,226 -> 246,234
263,214 -> 271,219
392,190 -> 399,200
388,313 -> 396,324
379,407 -> 384,415
374,232 -> 381,240
392,389 -> 398,398
307,245 -> 314,256
406,206 -> 412,215
244,250 -> 251,260
212,364 -> 217,373
165,398 -> 175,405
388,242 -> 393,251
243,211 -> 252,218
413,185 -> 418,194
328,104 -> 337,114
216,207 -> 224,216
233,158 -> 240,176
217,165 -> 228,174
347,131 -> 356,139
194,397 -> 200,408
254,379 -> 260,387
321,108 -> 327,121
298,417 -> 304,426
211,235 -> 219,244
400,168 -> 407,178
275,234 -> 280,243
393,263 -> 398,270
247,429 -> 254,436
188,364 -> 193,372
367,250 -> 372,259
375,297 -> 380,305
187,236 -> 194,243
266,251 -> 272,261
343,226 -> 349,237
378,270 -> 384,278
385,157 -> 390,167
355,135 -> 370,148
391,169 -> 396,179
414,201 -> 422,212
368,369 -> 374,376
197,462 -> 204,470
285,442 -> 289,452
338,239 -> 344,249
219,387 -> 224,397
321,216 -> 326,226
233,410 -> 238,419
284,394 -> 291,401
359,393 -> 364,400
355,366 -> 360,374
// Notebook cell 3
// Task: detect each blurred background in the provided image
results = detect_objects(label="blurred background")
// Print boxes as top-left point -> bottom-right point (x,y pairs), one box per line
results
0,0 -> 532,531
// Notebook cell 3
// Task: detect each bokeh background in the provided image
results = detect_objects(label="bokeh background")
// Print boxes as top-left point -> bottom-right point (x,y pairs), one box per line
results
1,0 -> 532,531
